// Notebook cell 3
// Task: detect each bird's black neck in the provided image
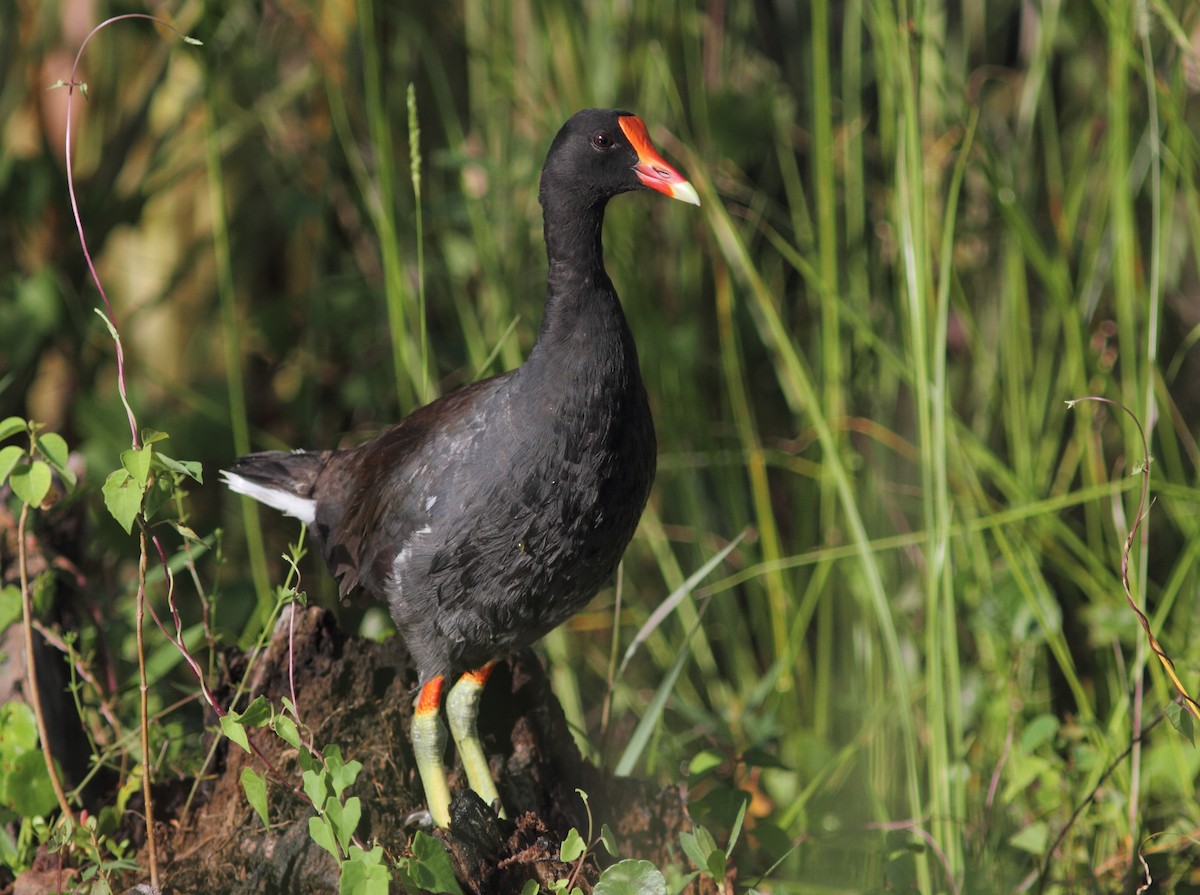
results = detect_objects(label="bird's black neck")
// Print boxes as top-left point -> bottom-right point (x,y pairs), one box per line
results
531,194 -> 629,355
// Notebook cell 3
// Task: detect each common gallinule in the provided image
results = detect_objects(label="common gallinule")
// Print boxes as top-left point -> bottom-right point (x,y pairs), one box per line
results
223,108 -> 699,828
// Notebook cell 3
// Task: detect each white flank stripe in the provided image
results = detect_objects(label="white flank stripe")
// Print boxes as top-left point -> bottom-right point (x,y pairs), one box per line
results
221,471 -> 316,524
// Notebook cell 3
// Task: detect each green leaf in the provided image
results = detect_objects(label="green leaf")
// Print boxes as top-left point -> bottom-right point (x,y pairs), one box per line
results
141,428 -> 170,445
686,750 -> 723,780
10,460 -> 51,506
45,815 -> 74,853
240,767 -> 269,829
678,823 -> 727,881
692,825 -> 718,856
0,417 -> 26,441
302,768 -> 328,808
0,702 -> 39,753
324,745 -> 362,797
6,750 -> 58,817
341,795 -> 361,844
1166,701 -> 1196,745
725,793 -> 748,857
560,827 -> 587,863
341,844 -> 391,895
153,451 -> 204,484
324,744 -> 345,770
219,712 -> 251,754
599,823 -> 618,857
274,714 -> 302,750
309,814 -> 339,859
678,831 -> 708,874
35,433 -> 73,488
705,849 -> 726,882
408,831 -> 464,895
0,827 -> 17,873
325,795 -> 361,851
1018,714 -> 1059,754
0,586 -> 22,638
332,760 -> 359,795
142,474 -> 173,524
1009,822 -> 1049,855
297,746 -> 320,774
520,881 -> 540,895
593,859 -> 667,895
121,445 -> 153,487
102,469 -> 142,534
240,696 -> 272,728
0,445 -> 23,485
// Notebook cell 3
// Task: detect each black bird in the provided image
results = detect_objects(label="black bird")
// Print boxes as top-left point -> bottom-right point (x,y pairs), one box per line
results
222,108 -> 699,827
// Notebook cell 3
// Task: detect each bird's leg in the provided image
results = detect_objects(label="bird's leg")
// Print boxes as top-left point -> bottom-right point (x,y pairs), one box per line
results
410,675 -> 452,828
446,662 -> 506,818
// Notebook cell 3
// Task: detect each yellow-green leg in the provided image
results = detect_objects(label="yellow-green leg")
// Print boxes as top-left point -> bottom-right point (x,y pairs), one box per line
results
446,663 -> 506,818
411,676 -> 452,828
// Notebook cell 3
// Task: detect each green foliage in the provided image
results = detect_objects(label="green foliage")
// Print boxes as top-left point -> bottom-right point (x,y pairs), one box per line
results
591,860 -> 667,895
101,431 -> 202,534
4,2 -> 1200,893
216,679 -> 393,888
239,768 -> 269,829
395,832 -> 462,895
1165,701 -> 1195,746
219,695 -> 270,754
41,813 -> 139,894
0,417 -> 75,507
0,587 -> 19,635
559,828 -> 586,863
341,844 -> 391,895
0,703 -> 57,819
678,826 -> 726,885
292,738 -> 387,889
531,789 -> 686,895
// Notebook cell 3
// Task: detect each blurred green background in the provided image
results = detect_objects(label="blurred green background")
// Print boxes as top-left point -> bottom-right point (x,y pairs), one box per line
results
3,0 -> 1200,891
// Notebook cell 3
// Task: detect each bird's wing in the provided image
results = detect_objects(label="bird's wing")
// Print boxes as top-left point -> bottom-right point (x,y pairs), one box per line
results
316,373 -> 514,600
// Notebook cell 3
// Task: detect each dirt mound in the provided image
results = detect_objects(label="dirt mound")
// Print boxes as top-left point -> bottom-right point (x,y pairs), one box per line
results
155,606 -> 726,894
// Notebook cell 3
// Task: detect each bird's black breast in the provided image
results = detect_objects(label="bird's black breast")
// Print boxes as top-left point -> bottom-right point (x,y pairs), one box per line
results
324,344 -> 655,683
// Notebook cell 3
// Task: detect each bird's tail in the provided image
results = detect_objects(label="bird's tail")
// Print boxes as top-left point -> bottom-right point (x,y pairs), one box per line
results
221,450 -> 327,524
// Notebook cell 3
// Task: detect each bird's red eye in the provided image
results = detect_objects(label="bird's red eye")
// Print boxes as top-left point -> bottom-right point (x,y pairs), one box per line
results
591,131 -> 613,150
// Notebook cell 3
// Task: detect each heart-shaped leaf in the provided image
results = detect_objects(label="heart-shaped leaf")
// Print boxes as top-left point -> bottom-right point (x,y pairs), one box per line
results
10,461 -> 51,506
102,469 -> 142,534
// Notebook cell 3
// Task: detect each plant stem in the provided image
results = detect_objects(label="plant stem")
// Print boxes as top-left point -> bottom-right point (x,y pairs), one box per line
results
136,523 -> 159,887
18,502 -> 76,826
